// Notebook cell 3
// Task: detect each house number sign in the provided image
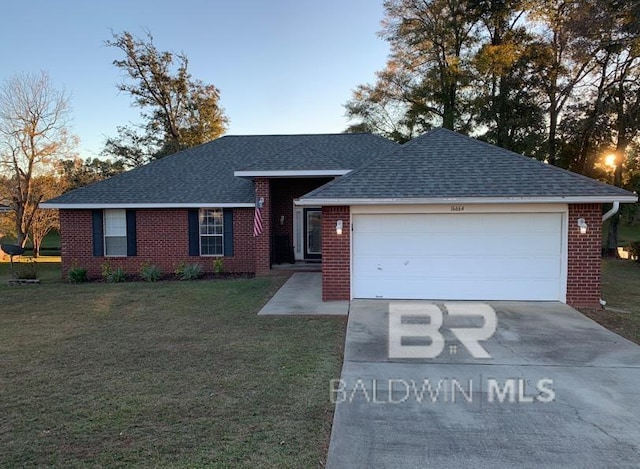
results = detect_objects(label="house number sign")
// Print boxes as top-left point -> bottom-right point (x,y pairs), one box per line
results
450,205 -> 465,212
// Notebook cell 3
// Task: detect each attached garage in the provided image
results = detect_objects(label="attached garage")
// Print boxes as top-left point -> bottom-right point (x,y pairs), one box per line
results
298,128 -> 637,307
351,208 -> 567,301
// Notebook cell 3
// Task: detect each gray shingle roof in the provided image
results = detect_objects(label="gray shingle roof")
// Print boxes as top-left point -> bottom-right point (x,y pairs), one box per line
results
45,133 -> 399,206
301,128 -> 637,201
238,143 -> 346,171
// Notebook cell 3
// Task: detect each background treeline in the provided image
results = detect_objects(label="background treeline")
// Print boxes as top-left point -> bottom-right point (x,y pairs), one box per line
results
345,0 -> 639,190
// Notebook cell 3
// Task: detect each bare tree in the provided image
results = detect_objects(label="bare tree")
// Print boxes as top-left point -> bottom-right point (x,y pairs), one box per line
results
0,71 -> 76,246
29,175 -> 63,257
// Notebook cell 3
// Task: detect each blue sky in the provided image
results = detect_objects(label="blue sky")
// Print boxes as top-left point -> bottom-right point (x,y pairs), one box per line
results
1,0 -> 389,158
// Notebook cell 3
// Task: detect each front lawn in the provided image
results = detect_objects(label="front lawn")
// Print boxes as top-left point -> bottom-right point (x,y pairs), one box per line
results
602,219 -> 640,246
581,259 -> 640,345
0,266 -> 346,467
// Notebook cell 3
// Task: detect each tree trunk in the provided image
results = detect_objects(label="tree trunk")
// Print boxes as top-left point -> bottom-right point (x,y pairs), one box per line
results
441,79 -> 457,130
548,106 -> 558,166
495,76 -> 509,148
15,207 -> 27,247
605,213 -> 620,258
605,132 -> 629,258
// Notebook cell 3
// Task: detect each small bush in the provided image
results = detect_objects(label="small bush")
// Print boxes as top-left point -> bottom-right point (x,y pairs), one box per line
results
106,267 -> 127,283
101,262 -> 126,283
14,259 -> 38,280
140,263 -> 162,282
180,263 -> 203,280
67,267 -> 88,283
101,262 -> 111,281
213,258 -> 224,275
174,262 -> 185,277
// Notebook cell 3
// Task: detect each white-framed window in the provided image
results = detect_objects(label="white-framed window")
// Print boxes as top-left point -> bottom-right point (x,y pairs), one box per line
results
104,209 -> 127,257
199,208 -> 223,256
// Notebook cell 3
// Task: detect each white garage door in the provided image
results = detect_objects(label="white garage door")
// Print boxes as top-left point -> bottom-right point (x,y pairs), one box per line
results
352,212 -> 564,301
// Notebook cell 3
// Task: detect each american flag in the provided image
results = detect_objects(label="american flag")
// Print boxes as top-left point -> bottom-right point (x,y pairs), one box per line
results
253,199 -> 263,236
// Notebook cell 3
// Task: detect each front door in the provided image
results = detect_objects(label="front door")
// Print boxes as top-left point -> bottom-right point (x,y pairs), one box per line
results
304,209 -> 322,260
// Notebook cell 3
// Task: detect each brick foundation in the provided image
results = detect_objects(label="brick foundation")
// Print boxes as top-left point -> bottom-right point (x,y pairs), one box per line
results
321,206 -> 350,301
566,203 -> 603,308
59,208 -> 255,279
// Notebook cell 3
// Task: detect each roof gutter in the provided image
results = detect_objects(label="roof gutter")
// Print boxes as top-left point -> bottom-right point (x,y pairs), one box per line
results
234,169 -> 350,178
602,201 -> 620,222
296,195 -> 639,206
40,202 -> 256,209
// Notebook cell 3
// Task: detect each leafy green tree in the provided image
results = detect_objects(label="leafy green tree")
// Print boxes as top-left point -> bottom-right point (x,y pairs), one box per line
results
346,0 -> 639,170
345,64 -> 422,143
468,0 -> 546,157
58,157 -> 125,191
527,0 -> 605,165
104,30 -> 228,167
346,0 -> 481,137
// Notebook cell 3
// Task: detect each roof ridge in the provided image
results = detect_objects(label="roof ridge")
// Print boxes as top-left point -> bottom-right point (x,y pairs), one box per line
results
220,132 -> 375,138
302,127 -> 636,201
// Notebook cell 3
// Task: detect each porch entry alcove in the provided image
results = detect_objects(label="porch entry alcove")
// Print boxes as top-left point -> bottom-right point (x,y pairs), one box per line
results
270,178 -> 331,264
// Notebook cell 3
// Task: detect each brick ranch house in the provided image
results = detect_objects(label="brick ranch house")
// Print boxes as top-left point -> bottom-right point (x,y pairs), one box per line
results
43,128 -> 637,308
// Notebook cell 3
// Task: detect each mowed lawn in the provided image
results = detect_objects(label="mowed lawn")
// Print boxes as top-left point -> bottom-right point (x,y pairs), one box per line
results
583,259 -> 640,345
0,264 -> 346,468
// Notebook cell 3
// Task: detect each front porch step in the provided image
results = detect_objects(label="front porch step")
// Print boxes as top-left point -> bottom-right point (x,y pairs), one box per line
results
271,262 -> 321,272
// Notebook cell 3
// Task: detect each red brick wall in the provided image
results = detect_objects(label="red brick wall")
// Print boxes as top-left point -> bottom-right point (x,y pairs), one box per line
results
317,204 -> 605,305
270,178 -> 332,240
270,177 -> 333,263
254,178 -> 271,275
566,203 -> 602,308
322,206 -> 350,301
59,208 -> 255,279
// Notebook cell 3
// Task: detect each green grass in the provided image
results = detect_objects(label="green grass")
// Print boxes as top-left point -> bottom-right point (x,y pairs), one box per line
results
618,223 -> 640,245
0,265 -> 346,468
0,230 -> 61,256
602,220 -> 640,246
581,259 -> 640,345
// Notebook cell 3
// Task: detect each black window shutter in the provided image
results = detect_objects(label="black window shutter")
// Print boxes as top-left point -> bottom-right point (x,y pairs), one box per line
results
223,208 -> 234,256
126,210 -> 137,256
188,209 -> 200,256
92,210 -> 104,257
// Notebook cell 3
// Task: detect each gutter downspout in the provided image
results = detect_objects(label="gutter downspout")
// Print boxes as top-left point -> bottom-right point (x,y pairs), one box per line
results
600,201 -> 621,307
602,201 -> 620,222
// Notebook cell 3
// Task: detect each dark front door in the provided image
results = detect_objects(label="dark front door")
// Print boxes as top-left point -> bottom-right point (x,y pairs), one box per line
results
304,209 -> 322,260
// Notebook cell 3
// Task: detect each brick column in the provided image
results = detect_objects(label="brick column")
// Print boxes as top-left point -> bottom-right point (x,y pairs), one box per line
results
254,177 -> 271,276
566,203 -> 602,308
322,206 -> 350,301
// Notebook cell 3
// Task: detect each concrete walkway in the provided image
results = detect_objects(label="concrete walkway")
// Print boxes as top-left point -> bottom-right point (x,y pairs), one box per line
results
258,272 -> 349,316
327,300 -> 640,468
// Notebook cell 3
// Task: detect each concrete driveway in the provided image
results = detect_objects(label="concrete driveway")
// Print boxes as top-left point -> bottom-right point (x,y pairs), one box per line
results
327,301 -> 640,468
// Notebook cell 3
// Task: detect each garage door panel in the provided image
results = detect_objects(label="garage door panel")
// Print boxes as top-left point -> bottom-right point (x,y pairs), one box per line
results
355,233 -> 561,257
354,256 -> 560,278
352,275 -> 561,301
352,212 -> 564,301
354,213 -> 560,234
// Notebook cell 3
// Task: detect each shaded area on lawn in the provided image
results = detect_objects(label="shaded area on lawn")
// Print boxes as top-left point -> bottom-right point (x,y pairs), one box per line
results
0,267 -> 346,468
580,259 -> 640,345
